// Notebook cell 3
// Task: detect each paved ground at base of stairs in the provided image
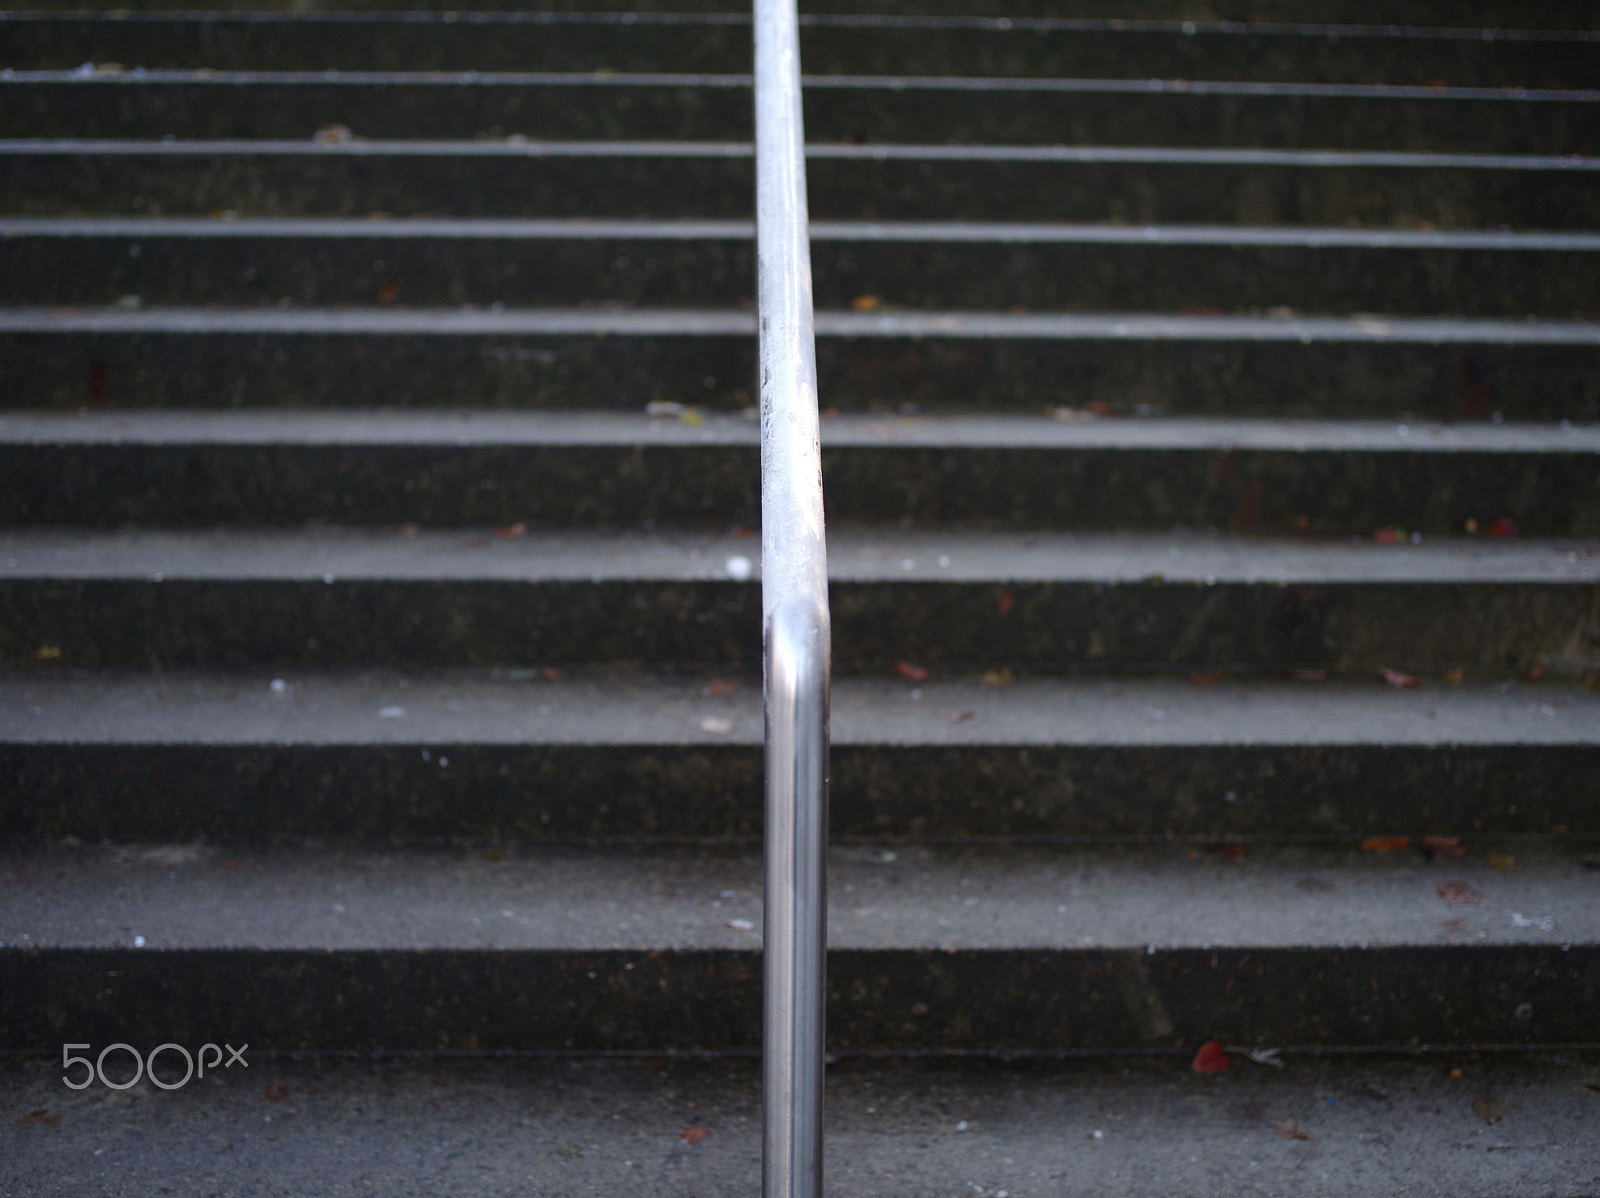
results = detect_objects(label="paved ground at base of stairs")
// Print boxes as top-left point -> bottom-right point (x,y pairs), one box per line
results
4,1051 -> 1599,1197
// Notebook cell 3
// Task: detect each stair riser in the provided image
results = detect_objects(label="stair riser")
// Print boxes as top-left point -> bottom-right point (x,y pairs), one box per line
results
4,17 -> 1595,87
0,330 -> 759,411
3,742 -> 1594,839
7,151 -> 1598,228
3,946 -> 1593,1051
9,80 -> 1595,156
5,330 -> 1594,419
9,233 -> 1600,317
5,1 -> 1596,31
3,579 -> 1594,669
4,442 -> 1598,536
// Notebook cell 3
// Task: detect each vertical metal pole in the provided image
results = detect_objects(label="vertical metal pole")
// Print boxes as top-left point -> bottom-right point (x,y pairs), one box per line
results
755,0 -> 830,1196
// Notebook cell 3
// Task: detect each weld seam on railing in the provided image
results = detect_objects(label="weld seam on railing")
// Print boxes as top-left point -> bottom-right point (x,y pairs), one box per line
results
755,0 -> 830,1197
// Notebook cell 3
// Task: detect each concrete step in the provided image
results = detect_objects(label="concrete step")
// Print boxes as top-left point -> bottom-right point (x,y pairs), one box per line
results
4,306 -> 1597,419
3,668 -> 1596,839
2,839 -> 1597,1050
3,410 -> 1598,536
5,1052 -> 1599,1198
6,140 -> 1599,228
7,218 -> 1600,318
7,72 -> 1598,155
5,0 -> 1596,27
3,12 -> 1594,87
1,526 -> 1595,671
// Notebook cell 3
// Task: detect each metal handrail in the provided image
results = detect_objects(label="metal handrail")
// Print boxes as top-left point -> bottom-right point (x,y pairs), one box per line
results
754,0 -> 830,1196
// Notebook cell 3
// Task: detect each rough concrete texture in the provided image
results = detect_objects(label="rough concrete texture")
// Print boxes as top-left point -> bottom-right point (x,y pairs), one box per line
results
5,74 -> 1596,155
5,669 -> 1595,839
3,410 -> 1597,534
6,216 -> 1599,314
3,1052 -> 1599,1197
7,667 -> 1598,747
6,146 -> 1600,234
4,840 -> 1597,952
1,12 -> 1595,88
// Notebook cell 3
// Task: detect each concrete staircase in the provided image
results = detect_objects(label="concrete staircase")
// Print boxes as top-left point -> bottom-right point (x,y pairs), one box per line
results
3,2 -> 1599,1193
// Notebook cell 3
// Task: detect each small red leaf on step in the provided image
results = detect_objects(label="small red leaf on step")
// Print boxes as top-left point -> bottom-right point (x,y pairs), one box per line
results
893,660 -> 929,681
1437,881 -> 1483,907
1361,836 -> 1410,853
1191,1041 -> 1230,1073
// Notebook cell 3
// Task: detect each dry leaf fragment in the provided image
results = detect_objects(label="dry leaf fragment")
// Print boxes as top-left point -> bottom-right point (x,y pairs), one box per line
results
314,123 -> 353,143
1423,835 -> 1466,858
1490,853 -> 1518,874
1273,1120 -> 1316,1141
1361,836 -> 1410,853
263,1082 -> 289,1102
851,295 -> 881,311
1488,517 -> 1519,540
1585,1082 -> 1600,1093
495,522 -> 526,538
996,589 -> 1016,615
700,679 -> 740,697
1472,1093 -> 1505,1125
1440,668 -> 1464,685
1437,880 -> 1484,907
980,668 -> 1015,688
33,645 -> 62,661
1187,670 -> 1222,687
893,660 -> 930,682
21,1109 -> 61,1128
936,708 -> 975,723
1211,843 -> 1247,860
683,1125 -> 709,1145
1524,664 -> 1544,682
1379,666 -> 1419,688
1191,1041 -> 1230,1073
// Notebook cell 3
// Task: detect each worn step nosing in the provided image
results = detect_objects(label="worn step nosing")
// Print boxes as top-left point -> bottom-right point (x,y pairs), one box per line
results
11,215 -> 1600,251
2,411 -> 1597,452
4,671 -> 1597,747
5,306 -> 1599,345
2,842 -> 1595,952
2,528 -> 1596,584
8,68 -> 1600,106
6,139 -> 1600,173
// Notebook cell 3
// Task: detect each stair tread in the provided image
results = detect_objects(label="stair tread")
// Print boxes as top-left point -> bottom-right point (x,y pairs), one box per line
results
8,305 -> 1600,346
4,408 -> 1596,453
4,668 -> 1597,747
5,1053 -> 1599,1198
14,215 -> 1600,251
4,840 -> 1596,951
4,526 -> 1594,583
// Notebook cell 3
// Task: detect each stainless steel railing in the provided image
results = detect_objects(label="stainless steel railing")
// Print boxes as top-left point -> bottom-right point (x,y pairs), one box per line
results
755,0 -> 830,1196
